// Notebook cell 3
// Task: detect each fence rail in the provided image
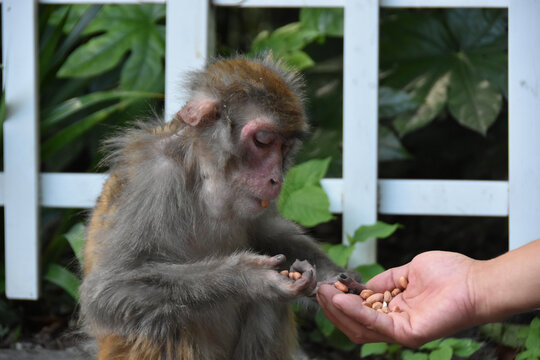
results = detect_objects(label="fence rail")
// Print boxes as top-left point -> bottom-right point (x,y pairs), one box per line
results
0,0 -> 510,7
2,0 -> 539,299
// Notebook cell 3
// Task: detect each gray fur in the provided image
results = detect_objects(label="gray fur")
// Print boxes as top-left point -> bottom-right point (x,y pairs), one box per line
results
80,57 -> 356,360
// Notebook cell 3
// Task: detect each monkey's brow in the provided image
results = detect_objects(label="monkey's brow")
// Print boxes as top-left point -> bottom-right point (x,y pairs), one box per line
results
284,130 -> 308,142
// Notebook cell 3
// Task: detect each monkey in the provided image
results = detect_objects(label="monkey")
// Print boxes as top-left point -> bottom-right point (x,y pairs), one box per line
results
80,55 -> 360,360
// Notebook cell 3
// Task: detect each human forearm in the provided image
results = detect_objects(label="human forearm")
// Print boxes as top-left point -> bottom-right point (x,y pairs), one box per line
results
471,239 -> 540,323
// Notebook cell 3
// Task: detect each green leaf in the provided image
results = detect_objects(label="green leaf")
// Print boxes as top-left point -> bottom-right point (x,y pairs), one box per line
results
57,5 -> 166,91
278,158 -> 333,227
120,24 -> 165,90
402,350 -> 429,360
379,86 -> 419,118
388,344 -> 403,354
278,185 -> 333,227
445,9 -> 507,52
300,8 -> 344,37
250,22 -> 319,70
480,323 -> 503,342
40,5 -> 71,82
381,9 -> 507,135
57,27 -> 133,78
440,338 -> 483,357
49,5 -> 93,33
284,157 -> 332,189
448,56 -> 502,135
348,221 -> 401,244
420,339 -> 443,350
393,72 -> 450,137
515,350 -> 540,360
526,318 -> 540,351
295,129 -> 341,176
41,90 -> 163,131
480,322 -> 528,348
429,346 -> 453,360
42,101 -> 125,160
361,342 -> 388,357
325,244 -> 355,268
379,126 -> 412,162
65,223 -> 86,266
281,51 -> 315,71
44,264 -> 80,300
355,264 -> 385,282
315,309 -> 335,337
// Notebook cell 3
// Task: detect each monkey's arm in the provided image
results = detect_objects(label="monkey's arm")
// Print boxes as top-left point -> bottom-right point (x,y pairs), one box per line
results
80,251 -> 315,337
251,212 -> 361,287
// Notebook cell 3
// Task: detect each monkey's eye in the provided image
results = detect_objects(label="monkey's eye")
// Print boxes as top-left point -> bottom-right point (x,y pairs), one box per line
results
254,130 -> 276,147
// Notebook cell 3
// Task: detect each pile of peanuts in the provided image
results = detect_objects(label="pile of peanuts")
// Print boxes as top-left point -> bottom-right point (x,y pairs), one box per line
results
279,269 -> 408,314
334,275 -> 409,314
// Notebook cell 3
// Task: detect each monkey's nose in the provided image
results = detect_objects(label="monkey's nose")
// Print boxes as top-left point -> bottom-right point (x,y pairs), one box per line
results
270,178 -> 280,186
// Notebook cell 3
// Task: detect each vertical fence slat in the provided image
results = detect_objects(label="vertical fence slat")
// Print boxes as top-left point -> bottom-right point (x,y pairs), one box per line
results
2,0 -> 40,299
164,0 -> 211,121
342,0 -> 379,267
508,0 -> 540,250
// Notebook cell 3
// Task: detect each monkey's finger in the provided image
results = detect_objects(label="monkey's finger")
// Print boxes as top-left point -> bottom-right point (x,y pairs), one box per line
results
289,259 -> 315,274
292,269 -> 317,295
269,254 -> 287,267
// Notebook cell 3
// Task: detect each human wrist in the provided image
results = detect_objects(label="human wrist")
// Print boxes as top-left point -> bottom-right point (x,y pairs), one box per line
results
470,243 -> 540,324
469,257 -> 505,324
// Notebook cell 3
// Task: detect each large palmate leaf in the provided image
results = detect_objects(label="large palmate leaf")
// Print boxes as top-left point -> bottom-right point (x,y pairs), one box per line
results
381,9 -> 507,135
58,5 -> 165,92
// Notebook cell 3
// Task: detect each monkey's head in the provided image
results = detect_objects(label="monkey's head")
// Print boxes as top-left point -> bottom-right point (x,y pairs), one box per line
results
176,56 -> 308,219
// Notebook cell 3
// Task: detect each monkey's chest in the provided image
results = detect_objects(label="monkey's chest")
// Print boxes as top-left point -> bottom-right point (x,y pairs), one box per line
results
184,226 -> 250,258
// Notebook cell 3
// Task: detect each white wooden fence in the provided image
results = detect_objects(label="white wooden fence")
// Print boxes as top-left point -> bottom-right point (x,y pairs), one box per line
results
2,0 -> 539,300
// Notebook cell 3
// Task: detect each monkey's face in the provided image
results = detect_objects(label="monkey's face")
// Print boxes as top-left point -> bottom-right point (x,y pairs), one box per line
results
197,113 -> 297,220
176,57 -> 308,220
231,116 -> 295,216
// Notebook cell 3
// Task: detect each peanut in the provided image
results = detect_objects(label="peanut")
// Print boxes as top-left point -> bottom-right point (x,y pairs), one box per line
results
289,272 -> 302,281
383,290 -> 392,303
399,276 -> 408,289
334,281 -> 349,293
280,270 -> 289,277
348,276 -> 409,314
360,289 -> 374,300
366,293 -> 384,305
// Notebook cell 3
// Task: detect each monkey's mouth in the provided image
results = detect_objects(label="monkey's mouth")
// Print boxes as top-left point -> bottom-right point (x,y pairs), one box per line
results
248,195 -> 271,209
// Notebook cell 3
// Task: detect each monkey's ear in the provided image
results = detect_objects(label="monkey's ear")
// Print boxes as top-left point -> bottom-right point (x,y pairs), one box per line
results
177,98 -> 219,127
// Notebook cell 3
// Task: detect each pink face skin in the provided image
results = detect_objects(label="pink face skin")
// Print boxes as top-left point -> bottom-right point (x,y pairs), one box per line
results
235,118 -> 294,212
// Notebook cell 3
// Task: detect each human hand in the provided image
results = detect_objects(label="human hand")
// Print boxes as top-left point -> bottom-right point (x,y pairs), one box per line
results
316,251 -> 479,347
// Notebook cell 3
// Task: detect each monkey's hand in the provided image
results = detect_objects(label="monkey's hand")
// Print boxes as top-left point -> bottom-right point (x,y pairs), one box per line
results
314,271 -> 365,295
286,259 -> 317,297
241,254 -> 315,300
